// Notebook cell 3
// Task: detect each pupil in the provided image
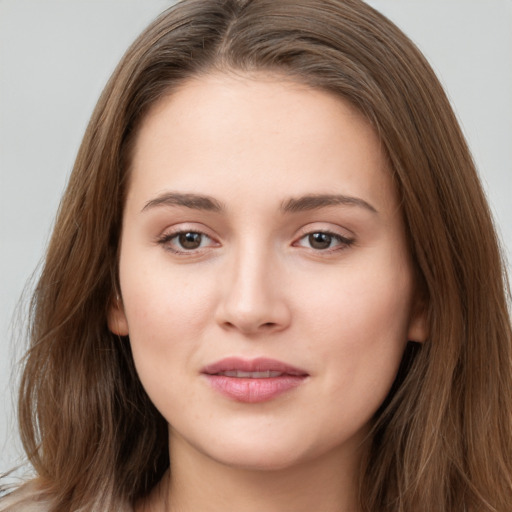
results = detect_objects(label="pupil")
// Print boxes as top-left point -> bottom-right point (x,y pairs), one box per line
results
309,233 -> 332,249
179,232 -> 201,249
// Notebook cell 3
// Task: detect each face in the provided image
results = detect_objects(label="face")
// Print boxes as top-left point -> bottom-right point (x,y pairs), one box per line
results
109,72 -> 426,472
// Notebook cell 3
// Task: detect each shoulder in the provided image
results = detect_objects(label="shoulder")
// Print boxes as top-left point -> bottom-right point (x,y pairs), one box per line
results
0,482 -> 51,512
0,483 -> 135,512
0,479 -> 134,512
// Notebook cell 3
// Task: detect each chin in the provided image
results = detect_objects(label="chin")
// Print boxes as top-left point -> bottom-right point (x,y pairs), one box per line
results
210,446 -> 308,472
194,429 -> 331,473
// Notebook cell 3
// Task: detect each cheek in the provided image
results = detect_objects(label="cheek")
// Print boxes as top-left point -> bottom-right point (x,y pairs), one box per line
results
118,255 -> 218,375
300,257 -> 413,341
119,265 -> 218,422
121,250 -> 212,322
298,256 -> 413,402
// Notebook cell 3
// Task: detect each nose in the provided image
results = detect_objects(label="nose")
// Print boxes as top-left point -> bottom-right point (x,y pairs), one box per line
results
215,244 -> 292,335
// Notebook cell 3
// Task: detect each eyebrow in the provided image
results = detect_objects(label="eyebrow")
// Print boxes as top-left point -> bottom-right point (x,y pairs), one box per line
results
281,194 -> 378,214
141,192 -> 224,213
141,191 -> 377,215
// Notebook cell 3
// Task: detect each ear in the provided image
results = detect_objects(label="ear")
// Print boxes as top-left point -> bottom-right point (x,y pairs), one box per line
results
108,295 -> 129,336
407,295 -> 428,343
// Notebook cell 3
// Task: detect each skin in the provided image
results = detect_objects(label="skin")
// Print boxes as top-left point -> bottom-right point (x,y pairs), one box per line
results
109,72 -> 426,512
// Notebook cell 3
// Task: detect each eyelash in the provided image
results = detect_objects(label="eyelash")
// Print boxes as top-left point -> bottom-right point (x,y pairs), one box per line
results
156,229 -> 217,254
293,230 -> 354,252
157,227 -> 354,256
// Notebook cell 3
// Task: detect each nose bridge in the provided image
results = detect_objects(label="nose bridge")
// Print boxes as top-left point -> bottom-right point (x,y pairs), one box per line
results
216,235 -> 289,334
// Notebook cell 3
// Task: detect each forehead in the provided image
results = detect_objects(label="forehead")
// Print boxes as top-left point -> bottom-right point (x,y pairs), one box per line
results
127,71 -> 397,215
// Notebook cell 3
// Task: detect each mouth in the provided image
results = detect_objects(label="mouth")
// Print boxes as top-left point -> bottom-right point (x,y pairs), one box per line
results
201,357 -> 309,403
214,370 -> 288,378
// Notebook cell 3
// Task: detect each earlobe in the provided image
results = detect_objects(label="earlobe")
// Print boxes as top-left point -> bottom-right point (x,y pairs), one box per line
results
108,296 -> 129,336
407,299 -> 428,343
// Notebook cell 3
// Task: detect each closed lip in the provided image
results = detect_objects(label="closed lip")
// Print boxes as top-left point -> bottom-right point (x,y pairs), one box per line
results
201,357 -> 309,377
201,357 -> 309,403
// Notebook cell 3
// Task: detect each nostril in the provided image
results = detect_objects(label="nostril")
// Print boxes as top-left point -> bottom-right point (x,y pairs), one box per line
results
221,320 -> 278,334
215,296 -> 292,334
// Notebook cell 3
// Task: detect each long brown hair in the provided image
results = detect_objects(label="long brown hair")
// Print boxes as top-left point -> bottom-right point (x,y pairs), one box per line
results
2,0 -> 511,510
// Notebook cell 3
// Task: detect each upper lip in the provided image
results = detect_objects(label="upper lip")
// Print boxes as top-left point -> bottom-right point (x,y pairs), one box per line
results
201,357 -> 309,376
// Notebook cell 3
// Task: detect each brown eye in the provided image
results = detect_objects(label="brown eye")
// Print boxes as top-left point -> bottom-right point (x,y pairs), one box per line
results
157,229 -> 218,254
294,230 -> 354,252
178,232 -> 203,249
308,232 -> 333,250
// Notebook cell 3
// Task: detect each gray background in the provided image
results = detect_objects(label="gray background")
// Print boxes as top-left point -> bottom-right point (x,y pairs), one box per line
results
1,0 -> 511,473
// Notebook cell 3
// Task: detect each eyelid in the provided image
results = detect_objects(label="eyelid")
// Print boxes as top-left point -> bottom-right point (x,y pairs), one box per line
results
156,223 -> 221,254
154,222 -> 355,255
292,224 -> 355,252
294,222 -> 354,239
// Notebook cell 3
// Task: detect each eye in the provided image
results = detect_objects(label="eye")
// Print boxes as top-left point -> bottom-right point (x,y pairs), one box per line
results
158,230 -> 217,253
176,232 -> 205,250
295,231 -> 354,251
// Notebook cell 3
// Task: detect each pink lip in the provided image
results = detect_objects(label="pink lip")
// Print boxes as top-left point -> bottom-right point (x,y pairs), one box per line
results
201,357 -> 309,403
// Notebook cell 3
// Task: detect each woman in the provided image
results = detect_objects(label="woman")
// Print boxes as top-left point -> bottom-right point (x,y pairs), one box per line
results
1,0 -> 511,511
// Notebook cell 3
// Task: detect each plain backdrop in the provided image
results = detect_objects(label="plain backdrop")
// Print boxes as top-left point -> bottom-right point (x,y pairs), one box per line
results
1,0 -> 511,474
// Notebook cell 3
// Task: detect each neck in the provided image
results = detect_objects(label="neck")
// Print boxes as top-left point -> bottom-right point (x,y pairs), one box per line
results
141,432 -> 365,512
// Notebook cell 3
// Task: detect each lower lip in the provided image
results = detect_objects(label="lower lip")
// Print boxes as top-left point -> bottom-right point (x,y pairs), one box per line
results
203,375 -> 306,403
